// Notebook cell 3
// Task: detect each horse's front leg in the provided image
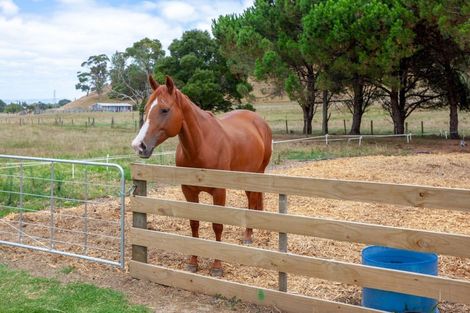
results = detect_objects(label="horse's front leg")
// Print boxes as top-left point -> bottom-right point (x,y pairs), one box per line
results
182,185 -> 200,273
210,188 -> 226,277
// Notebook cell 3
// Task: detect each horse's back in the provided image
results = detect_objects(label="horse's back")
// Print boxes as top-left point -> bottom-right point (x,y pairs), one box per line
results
220,110 -> 272,172
220,110 -> 271,144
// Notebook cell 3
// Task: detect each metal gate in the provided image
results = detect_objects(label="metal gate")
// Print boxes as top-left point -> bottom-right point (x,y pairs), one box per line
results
0,154 -> 125,268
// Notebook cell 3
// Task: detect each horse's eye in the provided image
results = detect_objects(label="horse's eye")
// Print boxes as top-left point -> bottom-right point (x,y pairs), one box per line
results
160,108 -> 170,114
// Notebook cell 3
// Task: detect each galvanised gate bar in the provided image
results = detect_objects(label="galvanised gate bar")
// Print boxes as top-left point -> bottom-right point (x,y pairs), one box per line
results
0,154 -> 126,268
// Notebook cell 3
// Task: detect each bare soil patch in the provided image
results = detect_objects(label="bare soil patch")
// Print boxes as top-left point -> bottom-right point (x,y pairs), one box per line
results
1,152 -> 470,312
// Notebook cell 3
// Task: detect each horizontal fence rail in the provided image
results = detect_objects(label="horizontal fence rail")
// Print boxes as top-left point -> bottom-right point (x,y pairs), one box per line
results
129,228 -> 470,304
132,164 -> 470,211
129,261 -> 386,313
0,154 -> 126,268
130,197 -> 470,258
129,164 -> 470,312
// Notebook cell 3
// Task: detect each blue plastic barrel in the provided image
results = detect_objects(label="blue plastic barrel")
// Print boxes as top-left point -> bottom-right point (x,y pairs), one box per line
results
362,246 -> 438,313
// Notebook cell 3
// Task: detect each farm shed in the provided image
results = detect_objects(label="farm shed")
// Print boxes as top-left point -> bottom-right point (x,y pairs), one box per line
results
90,103 -> 132,112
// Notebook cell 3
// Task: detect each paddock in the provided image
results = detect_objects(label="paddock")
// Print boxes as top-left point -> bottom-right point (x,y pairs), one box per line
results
130,153 -> 470,312
1,153 -> 469,312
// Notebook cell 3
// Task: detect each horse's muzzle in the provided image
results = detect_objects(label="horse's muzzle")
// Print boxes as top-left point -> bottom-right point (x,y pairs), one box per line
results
132,140 -> 153,158
138,148 -> 154,159
138,143 -> 155,159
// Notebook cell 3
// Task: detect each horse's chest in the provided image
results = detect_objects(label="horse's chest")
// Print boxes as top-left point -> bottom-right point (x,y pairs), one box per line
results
175,143 -> 231,170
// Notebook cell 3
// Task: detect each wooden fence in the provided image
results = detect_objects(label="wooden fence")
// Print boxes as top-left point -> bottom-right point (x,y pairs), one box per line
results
129,164 -> 470,313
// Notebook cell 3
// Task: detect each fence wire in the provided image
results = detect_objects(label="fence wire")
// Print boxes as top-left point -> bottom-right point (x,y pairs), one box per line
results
0,155 -> 125,268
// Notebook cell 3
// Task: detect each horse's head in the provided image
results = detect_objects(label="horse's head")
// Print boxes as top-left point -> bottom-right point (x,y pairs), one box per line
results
131,75 -> 183,158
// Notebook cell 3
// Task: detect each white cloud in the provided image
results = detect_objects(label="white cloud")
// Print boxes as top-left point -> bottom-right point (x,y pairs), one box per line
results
160,1 -> 196,20
55,0 -> 94,5
0,0 -> 18,16
0,0 -> 253,101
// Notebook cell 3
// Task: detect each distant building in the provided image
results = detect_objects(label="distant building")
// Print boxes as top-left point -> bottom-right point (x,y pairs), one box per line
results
90,103 -> 133,112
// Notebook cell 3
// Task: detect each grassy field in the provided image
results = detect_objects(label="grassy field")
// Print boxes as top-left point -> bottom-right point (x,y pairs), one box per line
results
0,264 -> 150,313
0,103 -> 468,216
0,111 -> 159,159
1,103 -> 468,159
259,102 -> 470,136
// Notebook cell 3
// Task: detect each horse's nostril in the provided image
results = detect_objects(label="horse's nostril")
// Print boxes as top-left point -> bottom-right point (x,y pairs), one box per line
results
139,142 -> 147,152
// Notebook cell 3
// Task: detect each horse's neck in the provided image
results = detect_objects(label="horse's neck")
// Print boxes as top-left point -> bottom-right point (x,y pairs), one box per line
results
177,92 -> 217,158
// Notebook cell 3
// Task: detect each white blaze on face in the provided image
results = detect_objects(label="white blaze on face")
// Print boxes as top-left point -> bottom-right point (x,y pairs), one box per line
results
131,98 -> 158,154
131,120 -> 150,153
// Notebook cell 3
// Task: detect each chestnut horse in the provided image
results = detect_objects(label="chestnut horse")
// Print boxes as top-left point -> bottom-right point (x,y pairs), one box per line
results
131,76 -> 272,276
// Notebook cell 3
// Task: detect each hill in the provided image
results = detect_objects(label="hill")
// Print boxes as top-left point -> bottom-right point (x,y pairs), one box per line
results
61,86 -> 129,111
62,81 -> 290,111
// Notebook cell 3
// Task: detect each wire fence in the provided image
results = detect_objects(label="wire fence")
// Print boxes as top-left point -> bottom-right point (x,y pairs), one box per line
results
2,113 -> 466,138
0,155 -> 126,268
273,133 -> 413,145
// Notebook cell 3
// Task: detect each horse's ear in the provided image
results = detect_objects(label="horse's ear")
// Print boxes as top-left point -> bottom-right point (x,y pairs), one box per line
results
149,75 -> 159,91
165,75 -> 174,94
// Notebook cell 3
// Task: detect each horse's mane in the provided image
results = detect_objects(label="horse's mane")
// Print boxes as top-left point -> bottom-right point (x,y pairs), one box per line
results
178,89 -> 216,119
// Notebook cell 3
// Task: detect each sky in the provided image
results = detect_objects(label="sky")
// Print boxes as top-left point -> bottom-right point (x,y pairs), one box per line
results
0,0 -> 253,103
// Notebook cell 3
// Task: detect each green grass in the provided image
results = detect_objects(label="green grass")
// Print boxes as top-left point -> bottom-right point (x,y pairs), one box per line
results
272,137 -> 416,164
281,149 -> 330,161
0,264 -> 151,313
59,265 -> 75,275
0,161 -> 124,218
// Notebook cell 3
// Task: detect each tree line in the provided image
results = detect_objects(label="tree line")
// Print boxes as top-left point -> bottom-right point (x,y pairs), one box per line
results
76,0 -> 469,138
0,99 -> 71,113
75,30 -> 253,127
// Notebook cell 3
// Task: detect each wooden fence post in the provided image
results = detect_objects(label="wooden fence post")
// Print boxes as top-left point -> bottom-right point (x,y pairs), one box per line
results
278,193 -> 288,292
405,122 -> 408,134
343,120 -> 347,135
285,119 -> 289,134
370,120 -> 374,135
132,179 -> 148,263
421,121 -> 424,137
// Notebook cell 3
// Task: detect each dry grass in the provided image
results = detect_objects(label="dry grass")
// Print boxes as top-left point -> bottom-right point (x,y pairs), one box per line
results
1,101 -> 469,160
262,102 -> 470,135
0,112 -> 177,159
